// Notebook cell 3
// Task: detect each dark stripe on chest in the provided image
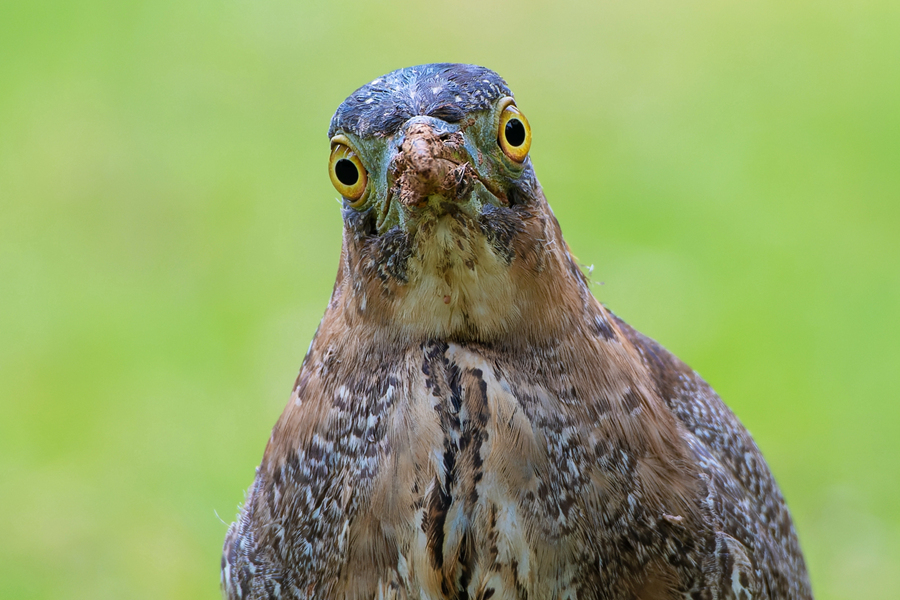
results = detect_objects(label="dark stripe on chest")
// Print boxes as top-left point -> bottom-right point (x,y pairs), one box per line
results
421,341 -> 492,599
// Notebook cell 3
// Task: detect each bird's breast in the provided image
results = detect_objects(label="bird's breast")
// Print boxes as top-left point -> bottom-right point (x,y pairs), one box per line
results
268,316 -> 703,599
340,341 -> 588,600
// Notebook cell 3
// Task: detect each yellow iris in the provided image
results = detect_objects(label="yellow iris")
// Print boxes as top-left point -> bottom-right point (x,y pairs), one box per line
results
328,136 -> 368,206
497,99 -> 532,163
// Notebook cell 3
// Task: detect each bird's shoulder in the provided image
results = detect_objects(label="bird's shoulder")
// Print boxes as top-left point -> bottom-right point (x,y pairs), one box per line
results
223,316 -> 409,599
610,312 -> 813,599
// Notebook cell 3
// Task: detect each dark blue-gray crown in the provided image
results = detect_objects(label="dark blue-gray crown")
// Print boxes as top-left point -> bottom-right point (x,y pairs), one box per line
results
328,63 -> 512,139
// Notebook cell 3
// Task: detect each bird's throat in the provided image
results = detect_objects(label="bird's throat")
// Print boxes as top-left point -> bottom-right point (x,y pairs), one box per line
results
336,197 -> 594,345
396,213 -> 519,340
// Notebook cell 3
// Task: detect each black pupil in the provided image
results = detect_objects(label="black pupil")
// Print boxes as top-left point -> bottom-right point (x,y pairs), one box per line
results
335,158 -> 359,186
505,118 -> 526,147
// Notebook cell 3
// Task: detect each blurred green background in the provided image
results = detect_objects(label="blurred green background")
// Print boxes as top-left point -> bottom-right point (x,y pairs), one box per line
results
1,0 -> 897,598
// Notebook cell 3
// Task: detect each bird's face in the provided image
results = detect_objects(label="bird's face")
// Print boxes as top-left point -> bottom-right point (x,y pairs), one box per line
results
328,88 -> 533,236
325,64 -> 588,343
329,65 -> 534,235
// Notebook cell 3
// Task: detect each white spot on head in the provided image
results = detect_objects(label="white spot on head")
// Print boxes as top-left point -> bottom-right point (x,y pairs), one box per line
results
431,86 -> 442,94
364,98 -> 374,104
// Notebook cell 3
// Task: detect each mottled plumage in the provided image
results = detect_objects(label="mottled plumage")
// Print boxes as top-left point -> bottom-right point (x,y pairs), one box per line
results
223,63 -> 812,600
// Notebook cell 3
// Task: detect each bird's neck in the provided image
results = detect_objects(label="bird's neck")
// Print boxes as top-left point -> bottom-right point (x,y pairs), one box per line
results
329,196 -> 604,347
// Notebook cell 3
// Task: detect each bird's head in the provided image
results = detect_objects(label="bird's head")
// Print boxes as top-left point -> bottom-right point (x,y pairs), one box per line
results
325,64 -> 596,344
328,63 -> 534,236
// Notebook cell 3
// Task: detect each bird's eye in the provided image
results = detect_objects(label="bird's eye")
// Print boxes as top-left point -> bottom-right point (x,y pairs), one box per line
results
329,137 -> 368,206
497,99 -> 532,163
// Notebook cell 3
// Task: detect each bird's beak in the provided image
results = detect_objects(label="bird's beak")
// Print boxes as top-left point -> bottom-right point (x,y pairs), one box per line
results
390,121 -> 475,209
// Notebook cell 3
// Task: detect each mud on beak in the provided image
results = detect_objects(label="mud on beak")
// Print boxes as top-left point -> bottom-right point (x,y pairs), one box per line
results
389,121 -> 477,208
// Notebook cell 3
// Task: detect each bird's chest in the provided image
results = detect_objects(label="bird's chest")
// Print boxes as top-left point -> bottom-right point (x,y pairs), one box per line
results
339,342 -> 606,600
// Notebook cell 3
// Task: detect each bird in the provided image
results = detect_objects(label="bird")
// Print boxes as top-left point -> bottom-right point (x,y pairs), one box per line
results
222,63 -> 813,600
